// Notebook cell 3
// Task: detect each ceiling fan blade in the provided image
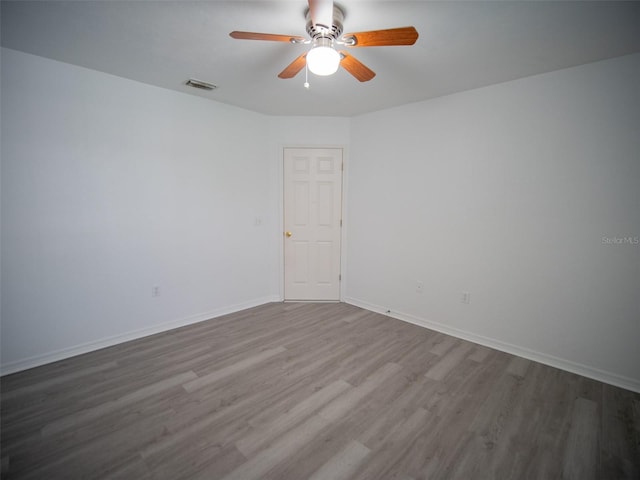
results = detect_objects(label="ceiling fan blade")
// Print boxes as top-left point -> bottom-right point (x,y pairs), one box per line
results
339,52 -> 376,82
278,53 -> 308,79
342,26 -> 419,47
230,31 -> 305,43
308,0 -> 334,30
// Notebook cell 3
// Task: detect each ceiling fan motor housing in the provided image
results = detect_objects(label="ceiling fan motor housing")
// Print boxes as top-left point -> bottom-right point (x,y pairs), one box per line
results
305,5 -> 344,39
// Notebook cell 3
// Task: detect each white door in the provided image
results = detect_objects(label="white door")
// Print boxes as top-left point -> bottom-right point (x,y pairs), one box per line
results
284,148 -> 343,300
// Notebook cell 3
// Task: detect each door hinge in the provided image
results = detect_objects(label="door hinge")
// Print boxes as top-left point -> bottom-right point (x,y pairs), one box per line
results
339,274 -> 342,281
340,219 -> 342,227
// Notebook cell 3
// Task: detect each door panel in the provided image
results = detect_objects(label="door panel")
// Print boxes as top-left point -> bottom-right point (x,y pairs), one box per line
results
284,148 -> 343,300
294,182 -> 309,225
293,241 -> 309,283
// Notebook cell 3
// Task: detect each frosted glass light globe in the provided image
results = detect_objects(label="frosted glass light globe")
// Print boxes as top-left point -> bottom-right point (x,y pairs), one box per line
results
307,45 -> 340,76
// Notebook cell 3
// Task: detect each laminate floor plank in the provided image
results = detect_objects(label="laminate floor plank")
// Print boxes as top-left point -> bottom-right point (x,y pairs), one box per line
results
428,334 -> 458,356
240,342 -> 358,429
356,374 -> 438,451
0,361 -> 119,402
2,302 -> 639,479
351,408 -> 432,480
260,372 -> 417,480
237,379 -> 352,457
394,339 -> 440,376
340,309 -> 373,324
601,385 -> 640,479
3,353 -> 201,428
468,344 -> 493,363
506,355 -> 532,378
42,371 -> 197,436
1,367 -> 199,449
424,341 -> 475,381
562,397 -> 599,480
468,372 -> 525,436
141,346 -> 359,464
152,441 -> 246,480
222,414 -> 331,480
9,404 -> 174,480
318,362 -> 402,422
412,354 -> 514,477
264,369 -> 421,480
307,440 -> 370,480
183,346 -> 286,393
324,371 -> 417,445
488,364 -> 568,479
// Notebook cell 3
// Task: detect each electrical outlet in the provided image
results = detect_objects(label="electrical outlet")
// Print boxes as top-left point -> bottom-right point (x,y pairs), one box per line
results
461,291 -> 471,304
416,281 -> 424,294
152,286 -> 160,297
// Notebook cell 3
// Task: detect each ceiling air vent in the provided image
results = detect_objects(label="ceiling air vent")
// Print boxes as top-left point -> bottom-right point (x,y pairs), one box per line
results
185,79 -> 217,91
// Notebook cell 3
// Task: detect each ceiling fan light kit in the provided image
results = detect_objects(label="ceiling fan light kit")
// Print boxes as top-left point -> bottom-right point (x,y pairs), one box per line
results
229,0 -> 418,83
307,38 -> 340,75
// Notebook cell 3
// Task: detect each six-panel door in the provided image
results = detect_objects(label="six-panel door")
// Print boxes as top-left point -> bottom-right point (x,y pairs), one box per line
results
283,148 -> 343,300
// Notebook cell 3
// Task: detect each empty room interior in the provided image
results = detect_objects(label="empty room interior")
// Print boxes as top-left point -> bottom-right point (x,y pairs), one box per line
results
1,1 -> 639,479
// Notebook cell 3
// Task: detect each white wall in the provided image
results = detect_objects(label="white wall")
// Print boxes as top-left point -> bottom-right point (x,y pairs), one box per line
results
267,116 -> 351,147
1,48 -> 279,372
346,53 -> 640,391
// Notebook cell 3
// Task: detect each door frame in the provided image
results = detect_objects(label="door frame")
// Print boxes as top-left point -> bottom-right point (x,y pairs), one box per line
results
279,145 -> 348,302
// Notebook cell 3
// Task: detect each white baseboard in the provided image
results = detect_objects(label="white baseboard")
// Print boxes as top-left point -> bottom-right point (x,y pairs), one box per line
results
343,296 -> 640,394
0,295 -> 281,376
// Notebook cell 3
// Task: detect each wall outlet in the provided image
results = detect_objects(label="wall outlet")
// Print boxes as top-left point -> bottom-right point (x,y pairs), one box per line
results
152,286 -> 160,297
416,281 -> 424,294
461,291 -> 471,304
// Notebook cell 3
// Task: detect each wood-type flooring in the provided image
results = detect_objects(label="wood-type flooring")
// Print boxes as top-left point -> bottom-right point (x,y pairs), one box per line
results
1,302 -> 639,479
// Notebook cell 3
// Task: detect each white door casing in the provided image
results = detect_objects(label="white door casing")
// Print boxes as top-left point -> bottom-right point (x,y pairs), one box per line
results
283,148 -> 343,300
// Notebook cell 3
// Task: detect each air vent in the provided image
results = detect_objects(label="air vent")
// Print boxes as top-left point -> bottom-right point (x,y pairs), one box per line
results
185,79 -> 217,91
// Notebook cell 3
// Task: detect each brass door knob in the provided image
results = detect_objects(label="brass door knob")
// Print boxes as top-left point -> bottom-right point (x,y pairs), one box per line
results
285,231 -> 292,237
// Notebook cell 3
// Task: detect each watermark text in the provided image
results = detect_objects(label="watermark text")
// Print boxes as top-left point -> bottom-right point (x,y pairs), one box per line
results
601,236 -> 639,245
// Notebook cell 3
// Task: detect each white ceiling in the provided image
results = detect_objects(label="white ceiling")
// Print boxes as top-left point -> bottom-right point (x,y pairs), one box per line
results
2,0 -> 640,116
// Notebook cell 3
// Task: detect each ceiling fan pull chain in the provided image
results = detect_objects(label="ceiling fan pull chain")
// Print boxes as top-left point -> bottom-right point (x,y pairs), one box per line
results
304,62 -> 310,89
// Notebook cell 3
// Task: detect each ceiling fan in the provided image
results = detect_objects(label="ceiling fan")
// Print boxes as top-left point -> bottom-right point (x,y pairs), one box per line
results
229,0 -> 418,82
